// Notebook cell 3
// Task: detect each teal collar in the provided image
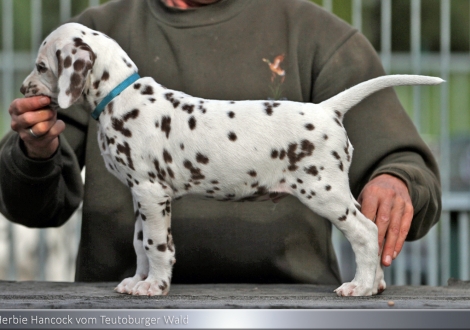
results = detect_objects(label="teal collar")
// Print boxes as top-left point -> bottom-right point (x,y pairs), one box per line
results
91,73 -> 140,120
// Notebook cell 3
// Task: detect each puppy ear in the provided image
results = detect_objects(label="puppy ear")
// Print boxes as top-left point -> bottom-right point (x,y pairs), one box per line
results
56,41 -> 95,109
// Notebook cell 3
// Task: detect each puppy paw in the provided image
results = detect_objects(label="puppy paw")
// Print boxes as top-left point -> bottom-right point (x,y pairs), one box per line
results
115,274 -> 146,294
334,282 -> 373,296
131,278 -> 170,296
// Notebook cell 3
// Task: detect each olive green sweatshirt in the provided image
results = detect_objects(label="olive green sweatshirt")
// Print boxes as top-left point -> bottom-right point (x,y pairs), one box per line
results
0,0 -> 441,284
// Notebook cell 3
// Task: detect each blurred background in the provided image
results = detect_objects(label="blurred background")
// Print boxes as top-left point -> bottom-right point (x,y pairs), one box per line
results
0,0 -> 469,286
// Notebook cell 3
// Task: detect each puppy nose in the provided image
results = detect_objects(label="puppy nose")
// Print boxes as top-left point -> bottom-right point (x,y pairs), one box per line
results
20,84 -> 26,95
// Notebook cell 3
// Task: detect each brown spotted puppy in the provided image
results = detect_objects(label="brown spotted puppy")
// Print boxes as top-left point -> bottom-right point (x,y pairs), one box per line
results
21,23 -> 443,296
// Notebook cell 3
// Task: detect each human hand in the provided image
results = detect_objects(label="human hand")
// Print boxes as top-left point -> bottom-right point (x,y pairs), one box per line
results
357,174 -> 414,267
9,96 -> 65,159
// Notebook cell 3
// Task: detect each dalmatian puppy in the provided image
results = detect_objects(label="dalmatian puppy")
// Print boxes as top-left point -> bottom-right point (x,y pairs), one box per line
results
21,23 -> 443,297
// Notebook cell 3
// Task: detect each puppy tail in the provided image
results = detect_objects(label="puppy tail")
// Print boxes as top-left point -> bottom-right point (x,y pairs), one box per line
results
319,75 -> 444,118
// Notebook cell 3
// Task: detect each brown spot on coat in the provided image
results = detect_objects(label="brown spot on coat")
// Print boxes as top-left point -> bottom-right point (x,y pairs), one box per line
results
123,109 -> 139,121
64,56 -> 72,68
305,165 -> 319,176
183,160 -> 205,180
182,104 -> 194,114
116,142 -> 135,170
101,71 -> 110,81
163,149 -> 172,163
73,59 -> 85,71
165,92 -> 180,108
196,153 -> 209,164
161,116 -> 171,138
56,50 -> 63,77
107,102 -> 114,115
112,117 -> 132,137
228,132 -> 237,141
142,85 -> 153,95
287,141 -> 314,171
188,116 -> 196,130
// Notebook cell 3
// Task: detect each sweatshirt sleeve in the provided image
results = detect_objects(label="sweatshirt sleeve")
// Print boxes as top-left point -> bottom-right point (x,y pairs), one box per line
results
0,105 -> 87,228
312,30 -> 442,241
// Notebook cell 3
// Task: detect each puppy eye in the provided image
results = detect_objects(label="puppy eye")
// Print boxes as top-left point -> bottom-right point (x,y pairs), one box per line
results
36,62 -> 48,73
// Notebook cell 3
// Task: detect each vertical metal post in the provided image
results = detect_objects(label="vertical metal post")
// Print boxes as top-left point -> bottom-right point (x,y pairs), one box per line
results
352,0 -> 362,32
332,227 -> 345,281
440,211 -> 451,285
410,241 -> 422,285
89,0 -> 101,7
31,0 -> 48,281
2,0 -> 17,281
439,0 -> 451,286
410,0 -> 422,286
426,223 -> 439,286
60,0 -> 72,23
2,0 -> 14,133
323,0 -> 332,12
411,0 -> 421,132
31,0 -> 42,57
440,0 -> 451,193
380,0 -> 392,73
380,0 -> 406,286
458,212 -> 469,280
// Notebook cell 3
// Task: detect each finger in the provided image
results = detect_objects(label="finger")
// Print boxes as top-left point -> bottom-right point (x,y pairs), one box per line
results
21,120 -> 65,159
27,118 -> 64,141
49,119 -> 66,137
375,197 -> 394,256
392,202 -> 414,260
9,96 -> 50,116
26,118 -> 56,139
381,199 -> 405,266
15,109 -> 56,131
20,115 -> 62,144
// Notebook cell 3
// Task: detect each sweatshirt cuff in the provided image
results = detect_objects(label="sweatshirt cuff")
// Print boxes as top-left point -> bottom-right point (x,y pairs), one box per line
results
369,164 -> 420,207
370,166 -> 412,189
9,134 -> 62,181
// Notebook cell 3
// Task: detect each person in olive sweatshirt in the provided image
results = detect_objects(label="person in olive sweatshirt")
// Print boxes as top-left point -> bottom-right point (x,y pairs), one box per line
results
0,0 -> 441,285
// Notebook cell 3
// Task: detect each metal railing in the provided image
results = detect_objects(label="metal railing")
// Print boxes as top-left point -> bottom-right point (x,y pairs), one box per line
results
0,0 -> 469,285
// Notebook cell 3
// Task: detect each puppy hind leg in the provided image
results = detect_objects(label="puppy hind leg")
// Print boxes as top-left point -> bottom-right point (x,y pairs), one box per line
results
349,192 -> 386,295
333,208 -> 380,296
296,190 -> 379,296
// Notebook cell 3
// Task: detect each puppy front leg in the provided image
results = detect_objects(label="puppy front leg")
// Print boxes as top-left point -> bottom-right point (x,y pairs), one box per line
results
130,189 -> 174,296
115,198 -> 149,294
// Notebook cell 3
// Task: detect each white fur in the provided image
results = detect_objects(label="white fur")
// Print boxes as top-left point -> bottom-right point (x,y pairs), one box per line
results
21,23 -> 443,296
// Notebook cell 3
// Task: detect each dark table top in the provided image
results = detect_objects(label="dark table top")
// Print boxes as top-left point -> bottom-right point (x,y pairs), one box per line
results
1,279 -> 469,309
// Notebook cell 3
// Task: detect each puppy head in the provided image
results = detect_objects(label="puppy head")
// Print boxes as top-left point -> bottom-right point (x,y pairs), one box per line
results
21,23 -> 95,109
